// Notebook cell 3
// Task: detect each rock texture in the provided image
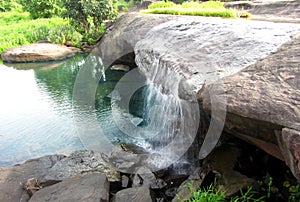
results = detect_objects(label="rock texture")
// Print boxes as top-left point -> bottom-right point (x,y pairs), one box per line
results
199,34 -> 300,179
29,173 -> 109,202
0,155 -> 65,202
111,186 -> 154,202
96,13 -> 300,180
1,43 -> 78,63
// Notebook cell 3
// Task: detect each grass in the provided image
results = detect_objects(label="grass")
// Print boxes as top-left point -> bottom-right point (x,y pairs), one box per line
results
178,183 -> 266,202
0,11 -> 82,54
141,1 -> 251,19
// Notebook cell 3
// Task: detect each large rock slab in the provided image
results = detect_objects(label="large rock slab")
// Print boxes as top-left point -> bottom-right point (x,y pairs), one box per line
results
1,43 -> 78,63
0,155 -> 66,202
29,173 -> 109,202
199,33 -> 300,179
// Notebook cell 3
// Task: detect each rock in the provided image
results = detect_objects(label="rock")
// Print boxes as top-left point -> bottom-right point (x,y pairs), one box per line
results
132,166 -> 167,189
203,145 -> 255,196
43,150 -> 120,183
29,173 -> 109,202
249,0 -> 300,23
277,128 -> 300,181
199,34 -> 300,180
0,155 -> 66,202
1,43 -> 79,63
111,186 -> 154,202
108,144 -> 149,173
110,64 -> 130,71
121,175 -> 130,188
96,14 -> 178,67
24,178 -> 42,197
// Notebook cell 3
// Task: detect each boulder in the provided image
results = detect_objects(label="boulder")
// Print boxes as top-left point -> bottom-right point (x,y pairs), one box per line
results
111,186 -> 154,202
0,155 -> 66,202
199,34 -> 300,180
1,43 -> 79,63
96,13 -> 300,180
29,173 -> 109,202
43,150 -> 120,183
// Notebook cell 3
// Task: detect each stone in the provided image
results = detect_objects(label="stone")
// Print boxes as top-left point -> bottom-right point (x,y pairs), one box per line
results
277,128 -> 300,181
111,186 -> 154,202
43,150 -> 120,183
132,166 -> 167,189
110,64 -> 130,71
0,155 -> 65,202
199,34 -> 300,180
1,43 -> 79,63
29,173 -> 109,202
108,144 -> 149,173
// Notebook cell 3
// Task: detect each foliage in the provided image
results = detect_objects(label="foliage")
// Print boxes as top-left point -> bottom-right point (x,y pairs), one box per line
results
142,8 -> 234,18
62,0 -> 117,44
115,0 -> 135,12
0,0 -> 22,12
19,0 -> 64,19
283,181 -> 300,202
0,14 -> 80,54
185,184 -> 226,202
48,25 -> 82,47
178,183 -> 266,202
0,11 -> 31,25
148,1 -> 177,9
143,1 -> 251,18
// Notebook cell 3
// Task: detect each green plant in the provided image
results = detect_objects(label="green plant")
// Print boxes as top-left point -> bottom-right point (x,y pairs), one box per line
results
19,0 -> 64,19
0,0 -> 23,12
230,186 -> 266,202
48,25 -> 82,47
283,181 -> 300,202
62,0 -> 117,44
148,1 -> 177,9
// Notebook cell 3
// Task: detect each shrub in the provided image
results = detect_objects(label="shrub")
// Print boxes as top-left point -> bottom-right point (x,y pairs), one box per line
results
0,0 -> 22,12
19,0 -> 64,19
62,0 -> 117,44
48,25 -> 82,47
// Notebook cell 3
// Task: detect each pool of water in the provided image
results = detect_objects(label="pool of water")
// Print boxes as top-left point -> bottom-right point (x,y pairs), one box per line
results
0,54 -> 144,166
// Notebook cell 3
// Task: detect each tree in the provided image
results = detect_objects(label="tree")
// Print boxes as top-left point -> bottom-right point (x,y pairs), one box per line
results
62,0 -> 117,43
20,0 -> 64,19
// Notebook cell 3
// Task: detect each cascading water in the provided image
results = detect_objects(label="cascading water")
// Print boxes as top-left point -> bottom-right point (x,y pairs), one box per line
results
111,57 -> 200,174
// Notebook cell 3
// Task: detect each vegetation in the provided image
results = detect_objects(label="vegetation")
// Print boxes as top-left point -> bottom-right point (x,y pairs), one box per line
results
62,0 -> 117,44
142,1 -> 251,19
20,0 -> 64,19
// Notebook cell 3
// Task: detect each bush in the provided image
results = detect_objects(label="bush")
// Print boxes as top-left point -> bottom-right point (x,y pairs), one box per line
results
19,0 -> 64,19
62,0 -> 117,44
48,25 -> 82,47
148,1 -> 177,9
0,0 -> 22,12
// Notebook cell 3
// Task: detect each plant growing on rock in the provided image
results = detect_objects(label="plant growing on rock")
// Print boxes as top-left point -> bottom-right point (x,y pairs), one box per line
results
62,0 -> 118,44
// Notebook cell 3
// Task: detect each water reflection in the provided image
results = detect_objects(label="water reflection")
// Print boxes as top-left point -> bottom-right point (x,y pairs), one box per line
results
0,54 -> 128,166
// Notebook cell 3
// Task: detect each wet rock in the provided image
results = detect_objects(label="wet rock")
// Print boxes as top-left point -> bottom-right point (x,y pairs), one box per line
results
108,144 -> 149,173
0,154 -> 65,202
1,43 -> 79,63
132,166 -> 167,189
111,186 -> 154,202
121,175 -> 130,188
110,64 -> 130,72
43,150 -> 120,183
29,173 -> 109,202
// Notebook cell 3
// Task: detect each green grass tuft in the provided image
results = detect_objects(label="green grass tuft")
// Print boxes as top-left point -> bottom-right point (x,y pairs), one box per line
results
142,1 -> 251,19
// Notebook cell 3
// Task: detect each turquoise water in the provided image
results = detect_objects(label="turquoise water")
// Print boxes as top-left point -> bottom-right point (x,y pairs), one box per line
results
0,54 -> 140,166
